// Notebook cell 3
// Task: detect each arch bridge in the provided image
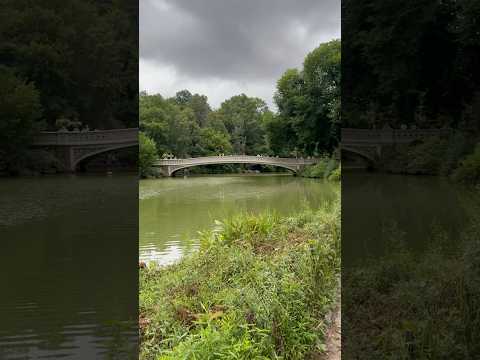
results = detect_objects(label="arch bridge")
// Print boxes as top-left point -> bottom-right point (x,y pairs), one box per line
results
340,127 -> 451,165
153,155 -> 318,177
33,128 -> 138,171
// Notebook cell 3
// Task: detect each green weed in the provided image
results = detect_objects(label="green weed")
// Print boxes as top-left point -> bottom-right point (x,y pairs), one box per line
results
140,200 -> 340,359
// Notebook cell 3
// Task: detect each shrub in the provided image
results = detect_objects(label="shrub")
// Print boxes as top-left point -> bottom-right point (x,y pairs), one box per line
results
406,137 -> 448,175
139,132 -> 157,178
327,166 -> 341,181
440,132 -> 474,176
302,155 -> 339,180
452,143 -> 480,184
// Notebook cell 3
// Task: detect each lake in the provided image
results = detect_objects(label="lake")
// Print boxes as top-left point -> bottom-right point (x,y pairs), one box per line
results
2,172 -> 475,358
0,175 -> 138,360
342,172 -> 477,264
139,175 -> 338,265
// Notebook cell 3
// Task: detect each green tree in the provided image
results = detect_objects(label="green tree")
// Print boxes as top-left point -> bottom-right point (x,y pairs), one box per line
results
197,128 -> 232,156
0,67 -> 43,174
174,90 -> 193,106
0,0 -> 137,129
140,92 -> 170,154
267,40 -> 341,156
302,39 -> 341,152
188,94 -> 211,127
140,92 -> 200,157
342,0 -> 480,129
216,94 -> 268,154
139,132 -> 157,178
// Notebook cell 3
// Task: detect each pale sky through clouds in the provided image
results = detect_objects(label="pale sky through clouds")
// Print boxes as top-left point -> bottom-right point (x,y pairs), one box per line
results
140,0 -> 340,109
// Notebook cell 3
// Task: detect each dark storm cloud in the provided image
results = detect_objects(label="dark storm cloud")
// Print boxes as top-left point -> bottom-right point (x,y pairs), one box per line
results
140,0 -> 340,81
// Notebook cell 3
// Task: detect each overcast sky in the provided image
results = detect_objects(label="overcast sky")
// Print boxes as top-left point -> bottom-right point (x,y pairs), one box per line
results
140,0 -> 340,109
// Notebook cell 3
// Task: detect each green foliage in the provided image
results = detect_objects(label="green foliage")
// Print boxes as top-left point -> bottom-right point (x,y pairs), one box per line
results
197,128 -> 233,156
342,0 -> 480,129
301,155 -> 340,181
440,132 -> 475,176
0,0 -> 137,129
0,66 -> 43,174
344,212 -> 480,358
327,167 -> 341,182
405,138 -> 449,175
377,132 -> 480,178
216,94 -> 269,155
269,40 -> 341,156
452,143 -> 480,184
140,92 -> 200,157
140,91 -> 270,160
54,117 -> 83,131
139,132 -> 157,178
140,200 -> 340,359
139,39 -> 340,167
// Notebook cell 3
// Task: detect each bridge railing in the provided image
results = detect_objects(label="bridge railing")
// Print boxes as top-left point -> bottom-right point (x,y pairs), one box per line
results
33,128 -> 138,146
155,155 -> 318,166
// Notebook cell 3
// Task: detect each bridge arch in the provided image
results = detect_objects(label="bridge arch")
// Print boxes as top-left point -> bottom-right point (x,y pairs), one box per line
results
168,161 -> 298,176
341,146 -> 377,169
73,143 -> 138,171
153,155 -> 318,177
341,146 -> 376,162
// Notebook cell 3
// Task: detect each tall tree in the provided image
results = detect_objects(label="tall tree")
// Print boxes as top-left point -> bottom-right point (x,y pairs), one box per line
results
216,94 -> 268,155
267,40 -> 341,156
342,0 -> 480,129
0,67 -> 43,173
0,0 -> 137,129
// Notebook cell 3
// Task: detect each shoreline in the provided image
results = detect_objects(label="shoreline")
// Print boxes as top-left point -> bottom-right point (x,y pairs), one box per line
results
139,201 -> 340,359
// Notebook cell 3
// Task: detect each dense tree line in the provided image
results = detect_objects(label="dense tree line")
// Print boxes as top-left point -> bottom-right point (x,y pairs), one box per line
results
0,0 -> 137,173
267,40 -> 340,156
342,0 -> 480,130
140,39 -> 341,174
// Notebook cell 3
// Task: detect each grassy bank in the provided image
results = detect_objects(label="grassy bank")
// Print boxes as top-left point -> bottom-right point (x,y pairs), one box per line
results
140,199 -> 340,359
344,199 -> 480,358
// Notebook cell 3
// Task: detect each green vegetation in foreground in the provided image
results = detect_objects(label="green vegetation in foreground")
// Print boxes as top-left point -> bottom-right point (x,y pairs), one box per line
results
344,200 -> 480,358
140,199 -> 340,359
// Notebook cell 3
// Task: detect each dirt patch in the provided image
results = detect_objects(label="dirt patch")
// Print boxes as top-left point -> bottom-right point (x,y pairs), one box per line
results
139,313 -> 150,336
322,301 -> 341,360
312,286 -> 341,360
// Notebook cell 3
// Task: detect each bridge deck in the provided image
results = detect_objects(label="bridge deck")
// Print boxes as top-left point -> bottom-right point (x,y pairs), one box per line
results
154,155 -> 317,166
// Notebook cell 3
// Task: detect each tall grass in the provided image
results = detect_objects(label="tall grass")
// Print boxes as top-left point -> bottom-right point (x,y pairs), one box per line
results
344,215 -> 480,358
140,200 -> 340,359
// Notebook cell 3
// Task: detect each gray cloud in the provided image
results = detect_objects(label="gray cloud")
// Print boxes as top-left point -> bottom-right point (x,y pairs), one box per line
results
140,0 -> 340,108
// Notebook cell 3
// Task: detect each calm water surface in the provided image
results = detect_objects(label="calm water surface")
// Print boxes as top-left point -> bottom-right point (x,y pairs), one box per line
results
139,175 -> 338,264
343,172 -> 478,263
0,175 -> 137,360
